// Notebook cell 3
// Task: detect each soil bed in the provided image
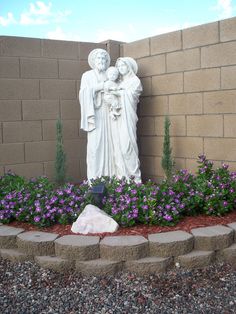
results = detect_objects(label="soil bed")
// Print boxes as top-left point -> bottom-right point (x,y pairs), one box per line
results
7,210 -> 236,239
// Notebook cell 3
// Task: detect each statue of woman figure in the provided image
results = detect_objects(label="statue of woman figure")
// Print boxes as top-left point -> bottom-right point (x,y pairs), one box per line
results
79,49 -> 114,180
112,57 -> 143,182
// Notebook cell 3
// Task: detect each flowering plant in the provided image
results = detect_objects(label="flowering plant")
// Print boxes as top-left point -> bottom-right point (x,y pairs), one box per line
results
0,155 -> 236,228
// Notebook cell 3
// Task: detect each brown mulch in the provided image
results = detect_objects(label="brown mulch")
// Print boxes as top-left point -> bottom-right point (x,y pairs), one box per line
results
6,210 -> 236,239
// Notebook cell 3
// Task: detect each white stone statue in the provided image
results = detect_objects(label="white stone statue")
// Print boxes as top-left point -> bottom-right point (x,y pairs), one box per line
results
79,50 -> 142,182
113,57 -> 142,182
79,48 -> 113,180
103,66 -> 122,120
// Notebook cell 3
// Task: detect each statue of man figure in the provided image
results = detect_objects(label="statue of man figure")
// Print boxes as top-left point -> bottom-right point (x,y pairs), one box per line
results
79,49 -> 113,180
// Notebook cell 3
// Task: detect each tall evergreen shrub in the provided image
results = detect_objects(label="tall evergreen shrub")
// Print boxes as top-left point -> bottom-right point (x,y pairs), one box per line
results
161,115 -> 174,182
55,119 -> 66,186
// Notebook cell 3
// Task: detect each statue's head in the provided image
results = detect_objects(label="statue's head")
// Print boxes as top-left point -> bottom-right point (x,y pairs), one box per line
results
115,57 -> 138,76
88,49 -> 110,72
106,66 -> 119,81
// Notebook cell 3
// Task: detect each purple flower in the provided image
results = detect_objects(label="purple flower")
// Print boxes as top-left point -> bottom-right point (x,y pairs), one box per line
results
131,189 -> 137,195
165,204 -> 171,210
223,201 -> 228,207
34,216 -> 41,222
115,187 -> 123,193
163,214 -> 172,221
222,163 -> 229,170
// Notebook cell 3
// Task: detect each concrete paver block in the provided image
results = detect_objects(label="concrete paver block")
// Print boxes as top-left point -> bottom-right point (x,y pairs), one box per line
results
100,236 -> 149,261
0,226 -> 25,249
227,222 -> 236,241
0,248 -> 33,262
35,255 -> 75,272
76,259 -> 123,276
55,235 -> 100,261
17,231 -> 59,256
148,231 -> 194,257
191,225 -> 234,251
176,250 -> 215,269
125,256 -> 173,275
216,243 -> 236,264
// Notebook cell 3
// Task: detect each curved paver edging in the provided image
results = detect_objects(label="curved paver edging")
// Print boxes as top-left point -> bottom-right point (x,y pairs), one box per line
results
0,222 -> 236,276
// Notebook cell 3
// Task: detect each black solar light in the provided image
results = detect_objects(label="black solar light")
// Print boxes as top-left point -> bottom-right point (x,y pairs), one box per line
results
91,183 -> 106,208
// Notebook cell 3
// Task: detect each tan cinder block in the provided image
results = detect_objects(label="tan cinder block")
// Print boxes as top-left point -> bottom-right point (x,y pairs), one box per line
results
204,138 -> 236,161
42,39 -> 78,59
40,79 -> 76,99
169,93 -> 203,115
167,48 -> 200,73
172,137 -> 203,158
137,117 -> 155,135
204,90 -> 236,113
186,159 -> 198,174
140,77 -> 152,96
59,60 -> 90,79
151,31 -> 181,55
0,100 -> 21,121
3,121 -> 42,143
42,120 -> 55,141
221,65 -> 236,89
23,100 -> 59,120
187,115 -> 223,137
220,17 -> 236,42
0,57 -> 19,78
201,42 -> 236,68
25,141 -> 56,162
20,58 -> 58,78
173,157 -> 186,171
140,156 -> 155,176
0,166 -> 4,176
5,163 -> 43,179
139,96 -> 168,116
43,120 -> 79,140
183,22 -> 219,49
140,136 -> 163,156
184,68 -> 220,92
61,100 -> 80,120
64,139 -> 87,159
152,73 -> 183,95
123,38 -> 150,59
155,115 -> 186,136
137,55 -> 165,77
105,40 -> 123,62
78,42 -> 107,60
43,161 -> 54,180
0,143 -> 24,164
0,123 -> 2,143
226,161 -> 236,172
66,158 -> 81,182
79,158 -> 87,180
153,157 -> 165,176
0,36 -> 41,57
0,79 -> 39,99
224,115 -> 236,137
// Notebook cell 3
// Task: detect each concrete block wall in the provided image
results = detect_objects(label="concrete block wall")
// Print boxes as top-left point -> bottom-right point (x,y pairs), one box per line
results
122,16 -> 236,181
1,16 -> 236,182
0,36 -> 120,181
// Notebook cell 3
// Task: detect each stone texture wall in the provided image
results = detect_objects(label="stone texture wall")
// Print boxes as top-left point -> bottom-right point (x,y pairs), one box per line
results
0,36 -> 120,181
0,16 -> 236,182
122,16 -> 236,181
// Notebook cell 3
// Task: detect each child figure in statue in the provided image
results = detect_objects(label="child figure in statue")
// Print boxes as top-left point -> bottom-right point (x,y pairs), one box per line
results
103,66 -> 122,120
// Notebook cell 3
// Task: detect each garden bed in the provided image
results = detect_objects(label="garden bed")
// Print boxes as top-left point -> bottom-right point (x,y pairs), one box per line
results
6,210 -> 236,239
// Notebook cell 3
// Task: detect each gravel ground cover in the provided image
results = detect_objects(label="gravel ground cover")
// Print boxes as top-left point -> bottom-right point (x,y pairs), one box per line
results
1,257 -> 236,314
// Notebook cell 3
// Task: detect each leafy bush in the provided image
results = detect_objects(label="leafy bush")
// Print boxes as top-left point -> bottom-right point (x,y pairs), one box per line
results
1,155 -> 236,228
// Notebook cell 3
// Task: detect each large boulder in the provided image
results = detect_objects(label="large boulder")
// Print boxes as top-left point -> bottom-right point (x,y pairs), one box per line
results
71,204 -> 119,234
